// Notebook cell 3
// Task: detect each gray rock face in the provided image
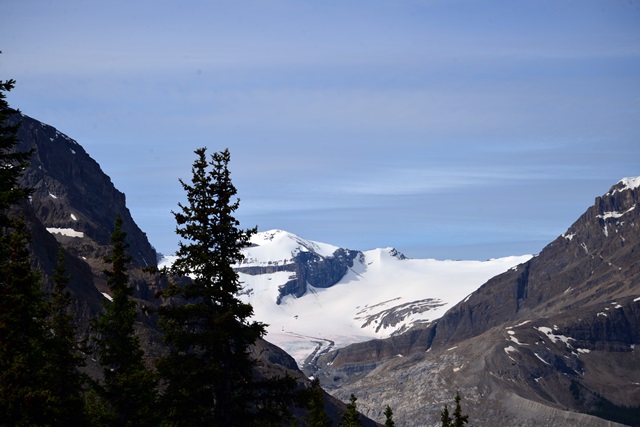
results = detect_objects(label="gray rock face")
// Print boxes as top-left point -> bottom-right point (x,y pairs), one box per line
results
237,247 -> 360,304
12,113 -> 157,270
9,113 -> 167,349
314,179 -> 640,427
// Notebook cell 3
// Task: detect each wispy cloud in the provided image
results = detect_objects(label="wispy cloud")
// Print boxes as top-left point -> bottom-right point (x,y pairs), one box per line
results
331,166 -> 550,196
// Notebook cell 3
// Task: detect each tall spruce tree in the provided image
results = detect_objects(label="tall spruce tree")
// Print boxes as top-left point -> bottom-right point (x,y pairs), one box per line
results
90,215 -> 157,426
0,73 -> 31,228
440,392 -> 469,427
157,147 -> 266,426
45,247 -> 88,425
440,404 -> 452,427
306,378 -> 331,427
0,220 -> 53,426
384,404 -> 395,427
451,392 -> 469,427
340,394 -> 362,427
0,68 -> 53,426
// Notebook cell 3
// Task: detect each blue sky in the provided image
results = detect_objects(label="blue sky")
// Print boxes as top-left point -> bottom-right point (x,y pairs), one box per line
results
2,0 -> 639,260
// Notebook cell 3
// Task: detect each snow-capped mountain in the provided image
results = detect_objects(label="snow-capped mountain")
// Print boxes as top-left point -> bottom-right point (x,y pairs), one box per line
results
232,229 -> 532,367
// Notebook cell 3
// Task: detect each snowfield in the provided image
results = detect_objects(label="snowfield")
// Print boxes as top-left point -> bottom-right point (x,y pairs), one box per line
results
239,230 -> 532,367
160,230 -> 532,368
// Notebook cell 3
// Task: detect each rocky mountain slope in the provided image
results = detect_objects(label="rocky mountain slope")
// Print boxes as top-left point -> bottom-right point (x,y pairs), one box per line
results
313,178 -> 640,427
12,114 -> 157,267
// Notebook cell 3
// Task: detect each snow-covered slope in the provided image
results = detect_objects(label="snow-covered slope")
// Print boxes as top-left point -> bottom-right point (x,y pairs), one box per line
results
233,230 -> 532,367
239,229 -> 340,266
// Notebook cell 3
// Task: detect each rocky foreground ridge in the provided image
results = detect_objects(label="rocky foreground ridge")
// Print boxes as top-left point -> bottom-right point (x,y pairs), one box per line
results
313,178 -> 640,426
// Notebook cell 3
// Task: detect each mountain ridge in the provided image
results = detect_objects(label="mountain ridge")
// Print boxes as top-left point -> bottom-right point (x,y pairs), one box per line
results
311,177 -> 640,426
224,228 -> 532,368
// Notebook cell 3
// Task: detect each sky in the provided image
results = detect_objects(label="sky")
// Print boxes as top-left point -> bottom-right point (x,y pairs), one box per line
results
2,0 -> 639,260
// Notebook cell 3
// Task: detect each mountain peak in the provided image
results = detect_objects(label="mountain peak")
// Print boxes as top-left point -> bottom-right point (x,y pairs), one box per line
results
13,113 -> 159,302
608,176 -> 640,195
241,229 -> 340,267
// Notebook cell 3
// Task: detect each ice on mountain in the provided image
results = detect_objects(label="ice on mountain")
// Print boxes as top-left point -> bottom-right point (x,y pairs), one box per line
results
534,353 -> 550,365
46,227 -> 84,238
535,326 -> 574,347
598,205 -> 636,220
610,176 -> 640,194
237,230 -> 532,367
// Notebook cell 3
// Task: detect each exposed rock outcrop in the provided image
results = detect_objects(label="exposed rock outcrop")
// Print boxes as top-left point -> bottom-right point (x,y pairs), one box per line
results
237,245 -> 360,303
12,113 -> 157,269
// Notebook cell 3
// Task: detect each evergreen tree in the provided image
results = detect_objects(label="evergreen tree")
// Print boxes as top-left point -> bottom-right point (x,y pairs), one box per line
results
340,394 -> 362,427
0,220 -> 53,426
384,404 -> 395,427
0,66 -> 53,426
0,71 -> 31,229
249,374 -> 299,427
157,147 -> 266,426
90,215 -> 157,426
440,404 -> 452,427
45,247 -> 88,425
306,378 -> 331,427
440,392 -> 469,427
451,392 -> 469,427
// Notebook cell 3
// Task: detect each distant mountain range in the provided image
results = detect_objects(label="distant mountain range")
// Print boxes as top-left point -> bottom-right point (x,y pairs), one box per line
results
12,113 -> 640,426
219,229 -> 530,368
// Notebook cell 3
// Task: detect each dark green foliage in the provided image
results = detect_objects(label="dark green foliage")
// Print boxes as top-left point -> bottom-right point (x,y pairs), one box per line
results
440,392 -> 468,427
306,378 -> 332,427
0,220 -> 53,426
571,380 -> 640,426
0,72 -> 53,426
589,395 -> 640,427
157,147 -> 267,426
0,75 -> 31,229
250,374 -> 299,427
90,215 -> 158,426
44,247 -> 88,425
452,392 -> 469,427
570,379 -> 582,401
440,404 -> 452,427
340,394 -> 362,427
384,404 -> 395,427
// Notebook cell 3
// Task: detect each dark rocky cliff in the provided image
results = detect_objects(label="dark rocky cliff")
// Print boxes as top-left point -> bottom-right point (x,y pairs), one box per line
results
237,247 -> 361,303
11,113 -> 157,269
